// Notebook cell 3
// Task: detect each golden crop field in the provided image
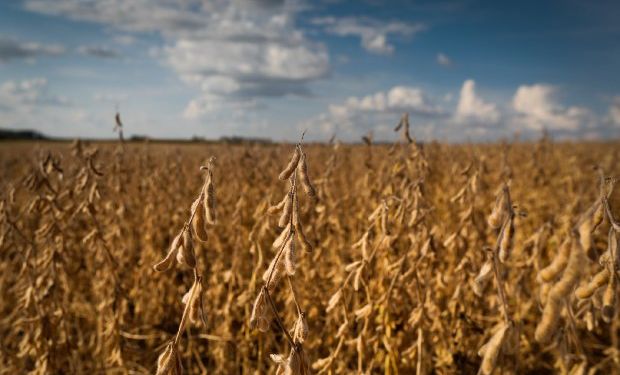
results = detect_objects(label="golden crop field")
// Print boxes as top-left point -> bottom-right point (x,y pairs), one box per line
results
1,138 -> 619,374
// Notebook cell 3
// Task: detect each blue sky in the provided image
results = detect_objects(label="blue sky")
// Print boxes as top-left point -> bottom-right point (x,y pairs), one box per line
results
0,0 -> 619,142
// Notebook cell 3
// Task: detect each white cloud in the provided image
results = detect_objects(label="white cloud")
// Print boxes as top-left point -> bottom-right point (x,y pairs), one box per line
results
454,79 -> 500,124
24,0 -> 330,117
437,52 -> 452,67
163,36 -> 328,94
0,78 -> 68,109
298,79 -> 614,142
312,16 -> 425,55
608,96 -> 620,127
24,0 -> 208,37
0,78 -> 186,139
512,84 -> 594,131
300,85 -> 444,139
183,95 -> 259,119
0,35 -> 65,62
0,78 -> 94,136
329,86 -> 442,117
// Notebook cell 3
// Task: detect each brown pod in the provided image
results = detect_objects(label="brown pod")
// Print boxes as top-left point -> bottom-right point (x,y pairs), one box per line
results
536,238 -> 585,343
326,289 -> 342,312
295,221 -> 313,252
575,269 -> 609,299
298,151 -> 316,197
250,289 -> 266,330
267,194 -> 287,215
602,275 -> 617,323
191,197 -> 208,242
263,255 -> 284,292
479,323 -> 509,375
361,232 -> 370,259
189,282 -> 203,324
394,116 -> 403,131
154,232 -> 182,272
284,234 -> 296,275
292,194 -> 312,252
273,223 -> 291,249
608,228 -> 620,270
278,193 -> 292,228
400,113 -> 413,143
204,178 -> 216,224
380,205 -> 389,235
592,201 -> 604,232
578,209 -> 594,253
585,310 -> 594,331
474,260 -> 493,297
176,244 -> 186,265
293,313 -> 308,344
156,343 -> 182,375
181,230 -> 196,268
287,349 -> 302,375
278,147 -> 301,180
254,290 -> 272,332
498,216 -> 514,263
488,192 -> 506,229
539,238 -> 571,282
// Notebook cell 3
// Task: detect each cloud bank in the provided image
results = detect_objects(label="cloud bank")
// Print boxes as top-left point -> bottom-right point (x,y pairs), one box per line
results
25,0 -> 330,118
11,0 -> 620,141
301,80 -> 613,142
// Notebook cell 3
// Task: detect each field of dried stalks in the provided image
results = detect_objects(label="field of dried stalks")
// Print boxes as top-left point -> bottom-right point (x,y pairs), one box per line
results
0,138 -> 619,374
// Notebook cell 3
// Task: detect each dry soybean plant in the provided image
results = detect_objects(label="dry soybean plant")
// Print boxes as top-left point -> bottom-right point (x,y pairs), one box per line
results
475,184 -> 520,375
534,173 -> 617,372
250,140 -> 315,374
114,109 -> 124,143
394,112 -> 413,144
574,176 -> 618,325
153,157 -> 216,374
